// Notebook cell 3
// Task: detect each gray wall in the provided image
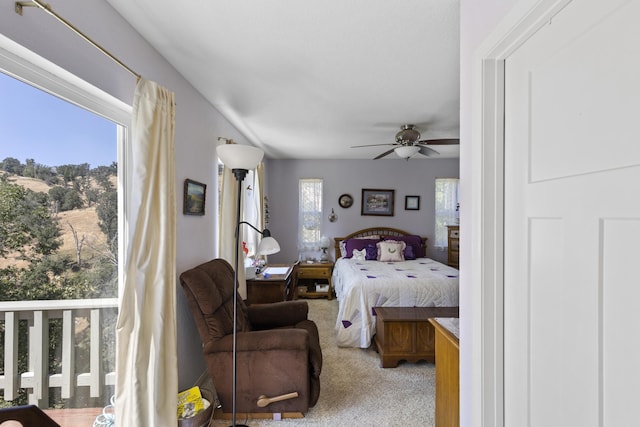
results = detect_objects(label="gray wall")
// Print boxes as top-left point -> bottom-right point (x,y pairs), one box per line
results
266,158 -> 459,265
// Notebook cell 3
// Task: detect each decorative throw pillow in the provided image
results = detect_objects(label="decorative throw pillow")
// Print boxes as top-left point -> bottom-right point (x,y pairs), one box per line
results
343,238 -> 380,258
339,241 -> 347,258
365,244 -> 378,260
404,244 -> 416,260
377,240 -> 406,262
382,235 -> 424,258
352,248 -> 366,261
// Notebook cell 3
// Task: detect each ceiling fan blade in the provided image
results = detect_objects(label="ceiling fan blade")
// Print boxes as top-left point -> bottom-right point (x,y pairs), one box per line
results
351,143 -> 397,148
373,148 -> 396,159
417,138 -> 460,145
419,146 -> 440,156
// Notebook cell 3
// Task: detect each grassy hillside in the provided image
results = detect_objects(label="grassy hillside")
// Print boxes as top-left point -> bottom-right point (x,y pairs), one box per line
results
1,175 -> 108,268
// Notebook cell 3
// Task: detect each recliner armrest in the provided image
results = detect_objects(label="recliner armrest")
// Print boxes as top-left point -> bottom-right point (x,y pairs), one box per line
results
247,300 -> 308,328
203,328 -> 309,354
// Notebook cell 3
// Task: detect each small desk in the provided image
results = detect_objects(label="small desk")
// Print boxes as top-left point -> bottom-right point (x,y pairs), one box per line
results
245,264 -> 294,305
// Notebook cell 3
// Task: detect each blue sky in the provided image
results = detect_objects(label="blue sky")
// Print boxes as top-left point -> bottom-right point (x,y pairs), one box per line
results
0,72 -> 117,168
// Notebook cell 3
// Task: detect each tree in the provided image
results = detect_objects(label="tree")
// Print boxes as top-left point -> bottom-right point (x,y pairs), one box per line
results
68,222 -> 86,267
48,186 -> 83,212
96,190 -> 117,241
61,188 -> 83,211
1,157 -> 22,174
85,187 -> 100,206
0,177 -> 61,258
91,166 -> 114,191
22,158 -> 36,178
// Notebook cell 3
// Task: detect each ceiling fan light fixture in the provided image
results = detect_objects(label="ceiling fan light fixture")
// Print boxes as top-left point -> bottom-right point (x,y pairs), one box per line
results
395,124 -> 421,143
395,145 -> 420,159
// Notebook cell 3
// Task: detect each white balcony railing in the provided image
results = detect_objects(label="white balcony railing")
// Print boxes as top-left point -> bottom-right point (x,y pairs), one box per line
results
0,298 -> 118,408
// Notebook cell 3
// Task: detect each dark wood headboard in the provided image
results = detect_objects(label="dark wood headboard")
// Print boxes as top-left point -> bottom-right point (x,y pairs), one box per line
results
333,227 -> 427,258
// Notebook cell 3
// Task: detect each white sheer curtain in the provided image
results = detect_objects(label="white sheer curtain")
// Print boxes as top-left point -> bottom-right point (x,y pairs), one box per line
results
219,161 -> 268,298
115,79 -> 177,425
298,179 -> 323,257
240,164 -> 264,258
434,178 -> 460,249
219,164 -> 247,298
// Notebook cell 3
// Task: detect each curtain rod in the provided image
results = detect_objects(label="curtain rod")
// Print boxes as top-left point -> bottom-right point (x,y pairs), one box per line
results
15,0 -> 141,80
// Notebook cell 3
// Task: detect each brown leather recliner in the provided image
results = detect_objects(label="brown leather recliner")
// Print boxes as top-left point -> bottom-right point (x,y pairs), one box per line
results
179,259 -> 322,415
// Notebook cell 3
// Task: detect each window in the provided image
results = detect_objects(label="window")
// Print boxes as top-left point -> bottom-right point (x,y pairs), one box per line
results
434,178 -> 459,248
298,178 -> 323,258
0,39 -> 130,409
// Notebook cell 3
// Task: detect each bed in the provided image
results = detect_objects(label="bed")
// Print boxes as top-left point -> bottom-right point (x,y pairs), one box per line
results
332,227 -> 459,348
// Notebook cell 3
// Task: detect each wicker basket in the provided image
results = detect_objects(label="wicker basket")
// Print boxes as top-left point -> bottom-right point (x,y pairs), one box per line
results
178,388 -> 215,427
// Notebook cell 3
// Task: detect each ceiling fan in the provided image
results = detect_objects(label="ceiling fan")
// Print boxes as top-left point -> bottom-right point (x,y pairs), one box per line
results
352,124 -> 459,159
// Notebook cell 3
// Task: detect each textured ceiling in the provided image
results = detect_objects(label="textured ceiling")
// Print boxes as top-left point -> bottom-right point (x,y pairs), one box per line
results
106,0 -> 460,159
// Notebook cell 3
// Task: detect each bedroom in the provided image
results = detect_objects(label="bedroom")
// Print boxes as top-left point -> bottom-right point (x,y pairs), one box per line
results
3,0 -> 636,425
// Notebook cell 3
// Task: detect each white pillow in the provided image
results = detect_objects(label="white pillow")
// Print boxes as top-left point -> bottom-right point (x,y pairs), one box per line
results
352,248 -> 366,261
377,240 -> 406,262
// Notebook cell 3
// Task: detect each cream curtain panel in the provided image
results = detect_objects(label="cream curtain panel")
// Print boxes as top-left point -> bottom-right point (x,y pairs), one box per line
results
218,164 -> 247,298
116,79 -> 177,426
219,161 -> 265,298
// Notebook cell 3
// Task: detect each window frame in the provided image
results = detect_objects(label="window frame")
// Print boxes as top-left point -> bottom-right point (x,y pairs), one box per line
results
434,177 -> 460,249
298,178 -> 323,255
0,34 -> 132,297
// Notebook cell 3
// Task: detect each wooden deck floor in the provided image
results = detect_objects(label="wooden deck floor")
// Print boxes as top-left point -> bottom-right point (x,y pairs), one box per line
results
46,408 -> 104,426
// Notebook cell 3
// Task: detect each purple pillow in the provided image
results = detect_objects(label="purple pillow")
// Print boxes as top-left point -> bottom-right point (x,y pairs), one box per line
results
365,244 -> 378,260
404,244 -> 416,260
344,238 -> 380,258
383,235 -> 423,258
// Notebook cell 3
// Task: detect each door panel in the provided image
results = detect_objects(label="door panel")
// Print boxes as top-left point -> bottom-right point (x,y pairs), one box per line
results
504,0 -> 640,425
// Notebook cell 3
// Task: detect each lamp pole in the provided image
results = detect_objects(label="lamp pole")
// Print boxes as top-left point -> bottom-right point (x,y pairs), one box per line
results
217,142 -> 266,427
231,168 -> 249,427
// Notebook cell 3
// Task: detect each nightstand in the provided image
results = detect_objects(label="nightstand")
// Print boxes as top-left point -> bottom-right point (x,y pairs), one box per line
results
245,264 -> 295,305
296,261 -> 334,300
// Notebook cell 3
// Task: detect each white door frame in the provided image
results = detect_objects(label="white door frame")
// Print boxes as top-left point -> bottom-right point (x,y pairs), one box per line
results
473,0 -> 573,425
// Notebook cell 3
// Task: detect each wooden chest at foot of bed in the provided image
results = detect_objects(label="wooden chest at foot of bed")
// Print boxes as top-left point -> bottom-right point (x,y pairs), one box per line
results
374,306 -> 459,368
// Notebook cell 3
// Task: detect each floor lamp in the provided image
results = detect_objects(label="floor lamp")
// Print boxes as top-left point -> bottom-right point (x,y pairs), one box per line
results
217,143 -> 280,427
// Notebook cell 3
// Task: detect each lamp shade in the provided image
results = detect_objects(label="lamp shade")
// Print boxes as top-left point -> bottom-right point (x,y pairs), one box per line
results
395,145 -> 420,159
217,144 -> 264,170
320,235 -> 331,249
257,236 -> 280,255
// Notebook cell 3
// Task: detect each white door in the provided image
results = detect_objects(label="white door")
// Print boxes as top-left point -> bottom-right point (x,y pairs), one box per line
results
504,0 -> 640,425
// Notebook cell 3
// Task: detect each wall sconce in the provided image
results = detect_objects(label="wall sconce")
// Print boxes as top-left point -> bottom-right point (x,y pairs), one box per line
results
328,208 -> 337,222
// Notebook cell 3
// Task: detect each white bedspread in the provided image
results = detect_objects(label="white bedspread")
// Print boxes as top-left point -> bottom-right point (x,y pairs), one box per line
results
333,257 -> 459,348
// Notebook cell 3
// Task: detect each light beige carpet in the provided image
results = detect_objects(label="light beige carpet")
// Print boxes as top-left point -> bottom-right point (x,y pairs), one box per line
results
209,299 -> 435,426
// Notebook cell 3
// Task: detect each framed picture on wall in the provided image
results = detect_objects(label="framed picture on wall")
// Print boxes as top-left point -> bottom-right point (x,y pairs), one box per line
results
361,188 -> 395,216
405,195 -> 420,210
183,179 -> 207,215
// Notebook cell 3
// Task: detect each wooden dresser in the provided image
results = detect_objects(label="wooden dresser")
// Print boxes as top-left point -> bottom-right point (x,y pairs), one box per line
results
447,225 -> 459,269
